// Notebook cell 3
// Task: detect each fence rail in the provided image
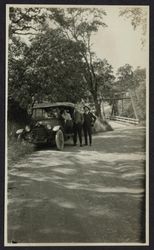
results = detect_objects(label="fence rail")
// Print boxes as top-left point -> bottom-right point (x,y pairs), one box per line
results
107,116 -> 139,125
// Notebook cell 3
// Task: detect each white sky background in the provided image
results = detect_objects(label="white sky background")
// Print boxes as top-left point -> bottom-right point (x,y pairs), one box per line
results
91,6 -> 149,72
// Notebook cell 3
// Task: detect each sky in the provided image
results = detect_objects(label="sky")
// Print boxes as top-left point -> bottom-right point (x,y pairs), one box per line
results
91,6 -> 149,73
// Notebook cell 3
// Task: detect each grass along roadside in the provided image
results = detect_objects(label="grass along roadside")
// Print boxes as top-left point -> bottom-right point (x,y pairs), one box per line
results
7,138 -> 34,167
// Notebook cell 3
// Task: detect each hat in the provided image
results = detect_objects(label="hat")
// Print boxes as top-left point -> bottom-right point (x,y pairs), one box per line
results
84,105 -> 90,111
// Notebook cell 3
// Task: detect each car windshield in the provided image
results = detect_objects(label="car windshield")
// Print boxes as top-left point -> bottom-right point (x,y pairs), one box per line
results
32,108 -> 60,119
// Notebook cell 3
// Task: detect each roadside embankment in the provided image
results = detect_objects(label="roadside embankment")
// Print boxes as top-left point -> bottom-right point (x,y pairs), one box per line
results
7,121 -> 34,167
93,117 -> 113,133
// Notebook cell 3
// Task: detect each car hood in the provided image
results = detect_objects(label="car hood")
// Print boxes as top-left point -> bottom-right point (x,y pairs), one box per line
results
34,119 -> 59,128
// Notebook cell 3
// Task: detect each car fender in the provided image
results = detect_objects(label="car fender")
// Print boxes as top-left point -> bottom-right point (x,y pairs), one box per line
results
16,128 -> 24,135
52,125 -> 61,132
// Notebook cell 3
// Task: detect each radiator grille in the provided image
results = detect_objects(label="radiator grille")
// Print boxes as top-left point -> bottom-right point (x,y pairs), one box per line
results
32,126 -> 47,140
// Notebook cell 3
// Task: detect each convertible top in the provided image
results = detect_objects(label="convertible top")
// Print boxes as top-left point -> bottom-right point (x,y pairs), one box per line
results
33,102 -> 75,109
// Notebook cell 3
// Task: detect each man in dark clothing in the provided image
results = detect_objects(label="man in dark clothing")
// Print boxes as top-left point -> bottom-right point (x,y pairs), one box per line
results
83,106 -> 96,146
73,106 -> 84,147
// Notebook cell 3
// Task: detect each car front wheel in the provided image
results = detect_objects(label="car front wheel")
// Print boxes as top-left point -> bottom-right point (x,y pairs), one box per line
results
55,129 -> 64,150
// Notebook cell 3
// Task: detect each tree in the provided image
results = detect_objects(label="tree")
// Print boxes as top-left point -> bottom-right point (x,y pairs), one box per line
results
93,59 -> 115,97
8,27 -> 88,112
8,7 -> 114,120
9,7 -> 47,37
49,8 -> 108,117
116,64 -> 146,120
92,59 -> 115,118
119,7 -> 148,47
133,67 -> 146,120
116,64 -> 134,91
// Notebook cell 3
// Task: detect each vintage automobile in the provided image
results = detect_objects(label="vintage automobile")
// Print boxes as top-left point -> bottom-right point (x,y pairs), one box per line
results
16,102 -> 75,150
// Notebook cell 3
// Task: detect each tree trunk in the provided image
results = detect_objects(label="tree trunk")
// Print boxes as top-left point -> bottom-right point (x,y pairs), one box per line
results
101,101 -> 106,120
93,95 -> 102,118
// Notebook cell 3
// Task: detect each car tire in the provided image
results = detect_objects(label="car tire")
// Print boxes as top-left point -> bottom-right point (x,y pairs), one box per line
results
55,129 -> 64,150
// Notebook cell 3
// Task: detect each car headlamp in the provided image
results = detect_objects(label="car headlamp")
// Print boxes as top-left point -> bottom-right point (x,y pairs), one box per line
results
46,124 -> 52,130
52,125 -> 60,131
25,125 -> 30,132
37,121 -> 43,126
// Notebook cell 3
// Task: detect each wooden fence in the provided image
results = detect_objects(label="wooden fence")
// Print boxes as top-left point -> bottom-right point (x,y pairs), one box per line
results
107,116 -> 139,125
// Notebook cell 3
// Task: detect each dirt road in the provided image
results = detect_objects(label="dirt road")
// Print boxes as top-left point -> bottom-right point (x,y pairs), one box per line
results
7,122 -> 146,244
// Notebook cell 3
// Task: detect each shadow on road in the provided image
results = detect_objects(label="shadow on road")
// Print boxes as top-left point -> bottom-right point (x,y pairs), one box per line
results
7,126 -> 146,244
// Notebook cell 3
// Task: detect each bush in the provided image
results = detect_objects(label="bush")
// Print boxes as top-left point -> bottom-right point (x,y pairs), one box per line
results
7,121 -> 34,167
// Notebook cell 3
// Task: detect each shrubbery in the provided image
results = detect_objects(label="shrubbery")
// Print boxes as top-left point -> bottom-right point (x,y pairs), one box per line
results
8,118 -> 34,166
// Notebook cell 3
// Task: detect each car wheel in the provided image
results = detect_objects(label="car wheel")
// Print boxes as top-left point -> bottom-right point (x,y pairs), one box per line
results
55,129 -> 64,150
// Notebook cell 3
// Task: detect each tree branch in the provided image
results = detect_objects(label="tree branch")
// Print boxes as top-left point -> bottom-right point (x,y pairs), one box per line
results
14,25 -> 38,32
14,32 -> 38,35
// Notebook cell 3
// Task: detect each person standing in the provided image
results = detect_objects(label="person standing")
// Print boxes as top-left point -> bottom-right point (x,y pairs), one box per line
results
73,105 -> 84,147
83,106 -> 96,146
61,109 -> 73,133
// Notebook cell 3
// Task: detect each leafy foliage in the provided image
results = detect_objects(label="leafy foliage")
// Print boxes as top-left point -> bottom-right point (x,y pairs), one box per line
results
48,8 -> 110,116
8,26 -> 88,112
116,65 -> 146,120
93,59 -> 115,98
8,6 -> 146,123
116,64 -> 134,91
8,7 -> 113,119
9,7 -> 47,37
133,68 -> 146,120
